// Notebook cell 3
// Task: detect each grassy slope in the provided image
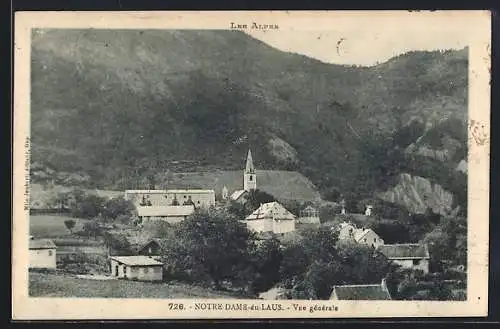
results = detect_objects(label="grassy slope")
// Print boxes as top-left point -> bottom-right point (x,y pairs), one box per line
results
29,272 -> 246,298
30,214 -> 92,238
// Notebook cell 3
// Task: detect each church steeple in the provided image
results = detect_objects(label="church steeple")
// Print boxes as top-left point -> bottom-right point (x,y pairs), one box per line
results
245,149 -> 255,173
244,149 -> 257,191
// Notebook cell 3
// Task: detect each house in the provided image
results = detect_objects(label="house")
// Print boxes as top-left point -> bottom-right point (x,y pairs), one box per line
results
109,256 -> 163,281
136,205 -> 195,223
230,149 -> 257,201
330,279 -> 392,300
337,222 -> 357,241
377,243 -> 430,273
241,201 -> 296,234
353,228 -> 384,248
125,189 -> 215,208
298,205 -> 320,225
29,238 -> 57,269
135,238 -> 167,261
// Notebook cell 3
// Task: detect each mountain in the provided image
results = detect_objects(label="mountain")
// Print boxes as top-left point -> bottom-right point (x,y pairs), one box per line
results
29,29 -> 468,214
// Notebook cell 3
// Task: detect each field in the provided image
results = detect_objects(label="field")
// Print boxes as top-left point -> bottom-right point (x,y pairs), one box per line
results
29,272 -> 248,299
30,214 -> 92,238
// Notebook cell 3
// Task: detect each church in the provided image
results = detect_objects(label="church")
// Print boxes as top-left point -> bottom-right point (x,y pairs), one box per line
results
227,149 -> 257,202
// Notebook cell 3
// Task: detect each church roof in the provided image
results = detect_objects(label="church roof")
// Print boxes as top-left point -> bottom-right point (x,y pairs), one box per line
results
245,201 -> 296,221
245,149 -> 255,173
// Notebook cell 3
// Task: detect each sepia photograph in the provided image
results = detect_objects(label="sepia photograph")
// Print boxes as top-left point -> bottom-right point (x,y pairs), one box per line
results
12,11 -> 491,319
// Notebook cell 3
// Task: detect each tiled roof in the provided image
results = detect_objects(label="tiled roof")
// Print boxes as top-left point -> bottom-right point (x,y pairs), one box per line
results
377,243 -> 430,259
29,239 -> 56,249
245,201 -> 296,221
109,255 -> 163,266
332,284 -> 392,300
136,205 -> 195,217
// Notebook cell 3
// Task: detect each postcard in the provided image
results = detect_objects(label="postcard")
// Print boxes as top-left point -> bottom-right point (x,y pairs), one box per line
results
12,10 -> 491,319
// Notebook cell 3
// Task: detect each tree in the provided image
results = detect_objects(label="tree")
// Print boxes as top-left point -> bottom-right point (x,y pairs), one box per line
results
82,221 -> 103,239
103,232 -> 132,256
245,189 -> 276,213
64,219 -> 76,234
249,237 -> 283,293
102,197 -> 135,221
163,207 -> 255,289
279,227 -> 393,300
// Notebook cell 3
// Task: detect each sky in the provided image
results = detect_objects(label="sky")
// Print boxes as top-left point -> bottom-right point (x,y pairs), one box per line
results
241,12 -> 476,66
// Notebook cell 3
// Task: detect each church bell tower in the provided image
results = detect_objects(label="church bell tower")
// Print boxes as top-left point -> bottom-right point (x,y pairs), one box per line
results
243,149 -> 257,191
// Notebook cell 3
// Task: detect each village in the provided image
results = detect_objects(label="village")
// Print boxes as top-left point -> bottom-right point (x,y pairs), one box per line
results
29,149 -> 466,301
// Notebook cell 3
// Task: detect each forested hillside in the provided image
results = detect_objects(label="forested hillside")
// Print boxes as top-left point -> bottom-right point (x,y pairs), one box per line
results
30,29 -> 468,214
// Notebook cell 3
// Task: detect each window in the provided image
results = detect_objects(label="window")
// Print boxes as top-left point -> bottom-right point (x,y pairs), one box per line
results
48,250 -> 53,256
374,238 -> 377,242
413,259 -> 421,265
184,195 -> 187,198
249,176 -> 253,181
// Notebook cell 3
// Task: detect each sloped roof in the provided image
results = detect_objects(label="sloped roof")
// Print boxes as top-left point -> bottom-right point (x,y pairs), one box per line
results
109,255 -> 163,266
137,238 -> 169,253
353,228 -> 380,242
230,190 -> 247,201
377,244 -> 430,259
332,284 -> 392,300
245,201 -> 296,221
136,205 -> 195,217
29,239 -> 56,249
245,149 -> 255,173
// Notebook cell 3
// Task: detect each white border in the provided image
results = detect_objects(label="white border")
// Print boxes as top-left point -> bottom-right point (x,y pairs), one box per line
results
12,10 -> 491,319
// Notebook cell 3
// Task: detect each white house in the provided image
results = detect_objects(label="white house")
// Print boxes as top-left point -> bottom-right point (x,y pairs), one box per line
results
377,243 -> 430,273
109,256 -> 163,281
136,205 -> 195,223
353,228 -> 385,248
241,201 -> 296,234
330,278 -> 392,300
29,238 -> 57,269
337,222 -> 357,241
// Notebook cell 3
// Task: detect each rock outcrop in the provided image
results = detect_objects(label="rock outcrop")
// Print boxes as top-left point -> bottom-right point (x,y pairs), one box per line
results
377,173 -> 454,215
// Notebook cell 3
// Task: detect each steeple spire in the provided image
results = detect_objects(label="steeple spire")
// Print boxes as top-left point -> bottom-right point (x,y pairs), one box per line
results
243,149 -> 257,191
245,149 -> 255,173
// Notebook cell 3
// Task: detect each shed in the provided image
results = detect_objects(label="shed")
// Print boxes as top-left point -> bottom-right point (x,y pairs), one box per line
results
109,255 -> 164,281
